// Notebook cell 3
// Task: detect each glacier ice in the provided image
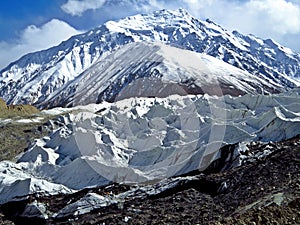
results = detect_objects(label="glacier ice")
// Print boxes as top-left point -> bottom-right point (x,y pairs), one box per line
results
0,91 -> 299,204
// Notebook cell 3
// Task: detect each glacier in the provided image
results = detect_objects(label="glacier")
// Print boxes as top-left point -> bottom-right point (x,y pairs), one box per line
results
0,91 -> 300,204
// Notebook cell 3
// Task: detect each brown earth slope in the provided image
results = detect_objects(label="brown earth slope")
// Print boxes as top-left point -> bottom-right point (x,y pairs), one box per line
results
0,98 -> 39,118
0,98 -> 48,161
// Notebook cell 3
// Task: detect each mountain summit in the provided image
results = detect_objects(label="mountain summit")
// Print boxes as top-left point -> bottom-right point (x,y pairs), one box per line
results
0,9 -> 299,108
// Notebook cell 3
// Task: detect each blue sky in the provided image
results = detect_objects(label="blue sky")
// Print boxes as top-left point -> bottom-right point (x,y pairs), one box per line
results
1,0 -> 300,69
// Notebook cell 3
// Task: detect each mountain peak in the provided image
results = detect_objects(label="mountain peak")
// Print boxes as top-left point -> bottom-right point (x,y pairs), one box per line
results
104,8 -> 194,32
137,8 -> 190,17
153,8 -> 191,17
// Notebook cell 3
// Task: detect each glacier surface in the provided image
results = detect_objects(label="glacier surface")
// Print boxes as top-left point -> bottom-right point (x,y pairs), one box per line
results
0,91 -> 300,204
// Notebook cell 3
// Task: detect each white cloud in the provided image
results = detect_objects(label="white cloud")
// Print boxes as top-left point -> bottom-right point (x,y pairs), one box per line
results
181,0 -> 214,13
61,0 -> 106,16
136,0 -> 165,12
0,19 -> 82,69
245,0 -> 300,34
59,0 -> 300,43
179,0 -> 300,33
175,0 -> 300,50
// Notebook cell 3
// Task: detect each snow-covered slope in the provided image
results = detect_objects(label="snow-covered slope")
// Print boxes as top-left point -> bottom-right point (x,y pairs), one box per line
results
1,90 -> 300,204
41,42 -> 277,108
0,9 -> 299,107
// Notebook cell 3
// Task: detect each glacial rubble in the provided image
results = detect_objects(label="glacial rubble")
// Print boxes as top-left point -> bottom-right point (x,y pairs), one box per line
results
1,134 -> 299,224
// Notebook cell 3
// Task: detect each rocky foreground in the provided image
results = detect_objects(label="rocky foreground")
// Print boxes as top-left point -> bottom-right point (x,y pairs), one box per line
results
0,134 -> 299,225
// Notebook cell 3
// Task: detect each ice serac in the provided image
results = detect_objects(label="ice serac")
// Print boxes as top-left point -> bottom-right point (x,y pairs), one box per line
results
1,90 -> 300,203
42,42 -> 276,108
0,9 -> 299,107
0,161 -> 73,204
54,193 -> 117,218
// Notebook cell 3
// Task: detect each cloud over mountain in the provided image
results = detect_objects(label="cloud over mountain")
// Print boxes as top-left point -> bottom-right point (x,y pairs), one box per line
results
0,19 -> 82,69
59,0 -> 300,53
0,0 -> 299,69
61,0 -> 106,16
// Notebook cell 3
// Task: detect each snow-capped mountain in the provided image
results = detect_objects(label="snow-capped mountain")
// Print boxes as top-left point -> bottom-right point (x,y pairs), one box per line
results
40,42 -> 278,108
0,9 -> 299,107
